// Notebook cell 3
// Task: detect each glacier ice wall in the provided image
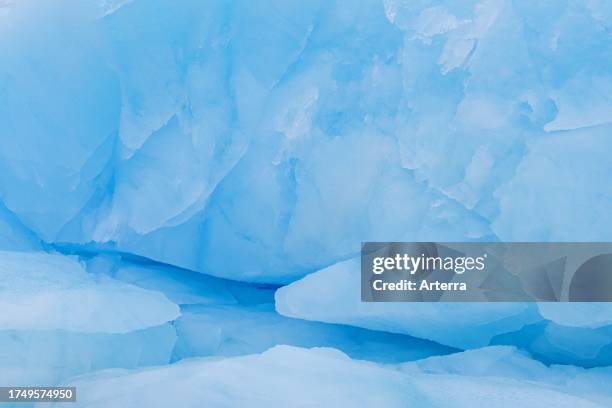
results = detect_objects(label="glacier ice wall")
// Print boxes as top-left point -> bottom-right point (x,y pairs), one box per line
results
10,0 -> 610,282
0,0 -> 608,282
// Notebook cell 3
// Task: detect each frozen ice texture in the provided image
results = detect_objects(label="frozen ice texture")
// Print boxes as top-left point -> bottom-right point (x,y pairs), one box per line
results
1,0 -> 611,402
538,303 -> 612,329
0,251 -> 179,385
172,303 -> 456,364
276,258 -> 612,366
46,346 -> 610,408
1,325 -> 176,386
276,258 -> 540,349
90,255 -> 456,363
0,202 -> 41,251
0,1 -> 120,243
2,0 -> 611,282
400,346 -> 612,406
493,125 -> 612,241
0,0 -> 506,282
0,251 -> 179,333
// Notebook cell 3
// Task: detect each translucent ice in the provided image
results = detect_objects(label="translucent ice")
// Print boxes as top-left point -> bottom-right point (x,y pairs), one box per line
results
493,125 -> 612,241
1,325 -> 176,386
0,0 -> 500,283
381,0 -> 612,245
276,258 -> 612,366
538,303 -> 612,329
2,0 -> 611,283
0,1 -> 120,242
1,0 -> 612,398
88,256 -> 456,363
0,251 -> 179,384
276,258 -> 540,349
172,303 -> 456,364
0,251 -> 179,333
0,202 -> 40,251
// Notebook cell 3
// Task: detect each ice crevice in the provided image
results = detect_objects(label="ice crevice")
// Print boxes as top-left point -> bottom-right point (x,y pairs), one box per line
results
0,243 -> 466,386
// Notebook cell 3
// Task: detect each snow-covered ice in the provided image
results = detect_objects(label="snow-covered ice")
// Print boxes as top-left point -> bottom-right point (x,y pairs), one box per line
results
44,345 -> 612,408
